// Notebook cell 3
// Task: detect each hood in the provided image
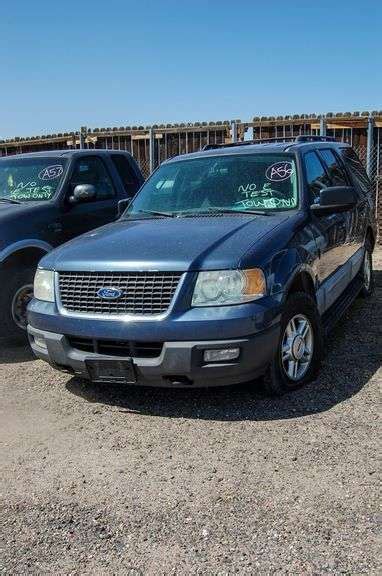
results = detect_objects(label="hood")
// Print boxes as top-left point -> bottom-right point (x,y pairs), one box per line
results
42,213 -> 291,272
0,202 -> 27,218
0,202 -> 16,221
0,201 -> 49,221
0,202 -> 54,247
0,199 -> 45,209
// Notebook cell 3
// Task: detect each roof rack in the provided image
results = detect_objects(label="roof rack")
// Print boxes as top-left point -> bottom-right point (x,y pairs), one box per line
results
294,135 -> 336,143
203,134 -> 336,151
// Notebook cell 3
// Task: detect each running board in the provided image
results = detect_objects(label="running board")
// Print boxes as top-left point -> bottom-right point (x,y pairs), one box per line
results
322,275 -> 363,336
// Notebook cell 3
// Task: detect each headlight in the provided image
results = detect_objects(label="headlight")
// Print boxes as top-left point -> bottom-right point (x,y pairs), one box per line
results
34,269 -> 55,302
192,268 -> 266,307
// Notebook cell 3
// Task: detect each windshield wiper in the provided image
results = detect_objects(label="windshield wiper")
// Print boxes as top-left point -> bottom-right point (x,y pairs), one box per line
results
206,207 -> 273,216
129,208 -> 274,219
136,209 -> 176,218
0,197 -> 22,205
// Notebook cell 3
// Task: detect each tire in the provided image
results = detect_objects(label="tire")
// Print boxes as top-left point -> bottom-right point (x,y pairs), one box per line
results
0,267 -> 35,341
359,240 -> 374,298
262,292 -> 323,396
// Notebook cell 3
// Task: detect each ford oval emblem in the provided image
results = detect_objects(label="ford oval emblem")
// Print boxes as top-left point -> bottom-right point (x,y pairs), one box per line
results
97,287 -> 123,300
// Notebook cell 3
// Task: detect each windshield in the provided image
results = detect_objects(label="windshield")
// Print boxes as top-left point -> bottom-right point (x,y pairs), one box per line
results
0,157 -> 67,202
125,153 -> 298,217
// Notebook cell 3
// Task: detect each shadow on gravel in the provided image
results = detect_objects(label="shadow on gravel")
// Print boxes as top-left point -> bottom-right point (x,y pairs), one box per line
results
66,271 -> 381,421
0,339 -> 35,364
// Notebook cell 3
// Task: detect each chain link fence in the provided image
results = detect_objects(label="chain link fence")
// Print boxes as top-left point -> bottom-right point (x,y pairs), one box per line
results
370,145 -> 382,241
352,144 -> 382,177
352,144 -> 382,241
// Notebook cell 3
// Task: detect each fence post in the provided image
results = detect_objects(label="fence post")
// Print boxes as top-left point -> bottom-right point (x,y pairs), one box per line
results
366,115 -> 374,177
149,127 -> 155,174
79,126 -> 86,149
231,121 -> 237,143
319,116 -> 326,137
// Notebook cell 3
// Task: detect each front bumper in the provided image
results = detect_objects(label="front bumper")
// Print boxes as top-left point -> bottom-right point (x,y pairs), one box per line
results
28,324 -> 280,388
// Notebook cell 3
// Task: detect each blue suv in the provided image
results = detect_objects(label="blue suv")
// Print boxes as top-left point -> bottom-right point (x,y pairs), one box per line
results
27,136 -> 376,394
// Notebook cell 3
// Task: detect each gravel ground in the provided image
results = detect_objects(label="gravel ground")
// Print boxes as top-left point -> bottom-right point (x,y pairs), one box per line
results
0,250 -> 381,575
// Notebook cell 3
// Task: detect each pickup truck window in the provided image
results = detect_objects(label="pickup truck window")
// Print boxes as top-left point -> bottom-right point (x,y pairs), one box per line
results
111,154 -> 139,195
0,157 -> 67,202
125,154 -> 298,217
70,156 -> 116,200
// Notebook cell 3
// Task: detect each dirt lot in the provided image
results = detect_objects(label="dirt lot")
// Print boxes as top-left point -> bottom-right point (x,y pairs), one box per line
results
0,251 -> 381,575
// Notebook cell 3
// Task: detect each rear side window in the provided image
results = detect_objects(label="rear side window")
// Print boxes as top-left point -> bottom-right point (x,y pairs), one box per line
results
340,148 -> 371,196
318,149 -> 348,187
70,156 -> 116,200
111,154 -> 139,196
304,151 -> 331,201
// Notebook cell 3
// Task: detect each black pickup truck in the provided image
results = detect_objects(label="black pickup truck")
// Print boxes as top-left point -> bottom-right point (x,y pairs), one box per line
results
0,150 -> 143,339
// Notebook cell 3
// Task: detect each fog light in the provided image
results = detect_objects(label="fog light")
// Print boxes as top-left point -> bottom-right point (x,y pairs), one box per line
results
34,335 -> 47,349
203,347 -> 240,362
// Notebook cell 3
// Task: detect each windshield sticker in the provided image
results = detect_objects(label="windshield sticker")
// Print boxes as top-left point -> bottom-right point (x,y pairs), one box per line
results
266,162 -> 294,182
38,164 -> 64,181
238,183 -> 257,194
10,182 -> 54,200
235,197 -> 295,210
238,182 -> 278,198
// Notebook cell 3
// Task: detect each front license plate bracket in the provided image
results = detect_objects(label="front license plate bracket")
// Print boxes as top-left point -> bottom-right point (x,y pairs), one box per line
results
85,359 -> 136,384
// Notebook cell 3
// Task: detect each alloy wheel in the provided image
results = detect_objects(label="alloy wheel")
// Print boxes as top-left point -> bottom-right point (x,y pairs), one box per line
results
11,284 -> 34,330
281,314 -> 314,381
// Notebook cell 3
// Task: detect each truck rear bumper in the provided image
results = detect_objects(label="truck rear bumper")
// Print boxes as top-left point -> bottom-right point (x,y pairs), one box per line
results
27,324 -> 280,388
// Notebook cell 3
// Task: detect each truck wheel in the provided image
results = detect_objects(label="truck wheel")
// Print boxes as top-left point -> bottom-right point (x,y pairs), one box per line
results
359,241 -> 374,298
262,292 -> 323,396
0,267 -> 35,340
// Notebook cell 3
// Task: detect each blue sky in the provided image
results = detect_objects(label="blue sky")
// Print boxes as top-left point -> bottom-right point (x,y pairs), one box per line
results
0,0 -> 381,138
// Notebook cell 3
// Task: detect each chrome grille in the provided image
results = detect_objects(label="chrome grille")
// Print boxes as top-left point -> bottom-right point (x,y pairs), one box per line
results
58,271 -> 183,316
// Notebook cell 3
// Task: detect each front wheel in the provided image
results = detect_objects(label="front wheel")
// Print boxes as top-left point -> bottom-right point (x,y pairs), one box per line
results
0,267 -> 35,341
262,292 -> 323,396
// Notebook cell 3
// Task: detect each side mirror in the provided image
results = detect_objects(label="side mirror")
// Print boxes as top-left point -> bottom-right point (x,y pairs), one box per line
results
117,198 -> 131,217
69,184 -> 96,204
310,186 -> 357,216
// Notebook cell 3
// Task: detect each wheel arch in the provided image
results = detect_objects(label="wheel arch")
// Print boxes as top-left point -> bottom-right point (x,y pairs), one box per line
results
267,248 -> 318,305
284,268 -> 317,303
0,240 -> 53,270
